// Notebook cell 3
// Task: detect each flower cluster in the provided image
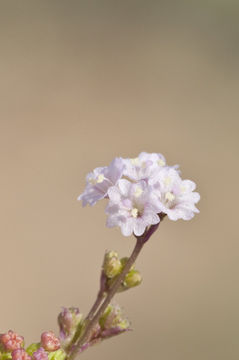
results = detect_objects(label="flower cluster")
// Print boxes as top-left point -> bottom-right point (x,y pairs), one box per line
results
0,331 -> 63,360
78,152 -> 200,236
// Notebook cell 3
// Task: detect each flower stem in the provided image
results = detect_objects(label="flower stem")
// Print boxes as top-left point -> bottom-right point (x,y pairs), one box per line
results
68,238 -> 144,360
85,289 -> 105,322
68,216 -> 165,360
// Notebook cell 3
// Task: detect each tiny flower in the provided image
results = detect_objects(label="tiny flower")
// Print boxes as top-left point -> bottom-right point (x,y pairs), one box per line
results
0,331 -> 24,351
123,270 -> 142,288
41,332 -> 60,352
149,167 -> 200,221
78,157 -> 124,206
103,251 -> 122,278
32,348 -> 48,360
106,179 -> 162,236
123,152 -> 173,183
11,349 -> 31,360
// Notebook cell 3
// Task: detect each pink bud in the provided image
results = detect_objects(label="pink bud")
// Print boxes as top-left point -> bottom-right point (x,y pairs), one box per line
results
0,330 -> 24,351
12,349 -> 31,360
41,331 -> 60,352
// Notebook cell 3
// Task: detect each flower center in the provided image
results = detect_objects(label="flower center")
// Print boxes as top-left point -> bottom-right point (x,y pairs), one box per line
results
130,157 -> 140,166
96,174 -> 105,183
131,208 -> 139,218
158,159 -> 166,167
134,186 -> 143,197
164,177 -> 172,186
165,191 -> 175,202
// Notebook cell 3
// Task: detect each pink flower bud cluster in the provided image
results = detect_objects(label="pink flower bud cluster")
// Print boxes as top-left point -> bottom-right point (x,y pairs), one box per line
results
0,330 -> 24,352
0,330 -> 61,360
40,332 -> 60,352
78,152 -> 200,236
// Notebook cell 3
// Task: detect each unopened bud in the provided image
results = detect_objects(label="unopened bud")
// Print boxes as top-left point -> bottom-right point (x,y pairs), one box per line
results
123,270 -> 142,288
41,332 -> 60,352
103,251 -> 122,278
58,307 -> 83,340
12,349 -> 31,360
99,304 -> 130,332
0,331 -> 24,351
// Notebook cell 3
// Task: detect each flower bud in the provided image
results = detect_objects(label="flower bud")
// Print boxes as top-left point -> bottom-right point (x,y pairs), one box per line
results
32,348 -> 48,360
0,331 -> 24,351
103,251 -> 122,278
12,349 -> 31,360
123,270 -> 142,288
58,307 -> 83,340
99,304 -> 130,333
41,332 -> 60,352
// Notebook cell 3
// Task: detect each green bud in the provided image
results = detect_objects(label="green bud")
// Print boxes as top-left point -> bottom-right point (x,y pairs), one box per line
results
103,251 -> 122,278
26,343 -> 40,356
99,304 -> 130,331
48,349 -> 66,360
123,270 -> 142,288
120,257 -> 135,271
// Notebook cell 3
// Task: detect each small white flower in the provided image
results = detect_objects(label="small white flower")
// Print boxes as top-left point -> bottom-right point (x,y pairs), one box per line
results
149,167 -> 200,221
123,152 -> 167,183
106,179 -> 162,237
78,158 -> 124,206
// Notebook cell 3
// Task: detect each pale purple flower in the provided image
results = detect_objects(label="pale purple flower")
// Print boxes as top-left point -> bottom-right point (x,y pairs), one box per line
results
33,348 -> 48,360
149,167 -> 200,221
106,179 -> 162,236
123,152 -> 167,183
78,158 -> 124,206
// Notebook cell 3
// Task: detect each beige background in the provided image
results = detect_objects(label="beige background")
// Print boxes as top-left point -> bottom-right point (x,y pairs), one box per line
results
0,1 -> 238,359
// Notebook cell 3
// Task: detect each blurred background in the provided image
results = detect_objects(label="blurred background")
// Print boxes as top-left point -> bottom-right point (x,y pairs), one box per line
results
0,1 -> 238,359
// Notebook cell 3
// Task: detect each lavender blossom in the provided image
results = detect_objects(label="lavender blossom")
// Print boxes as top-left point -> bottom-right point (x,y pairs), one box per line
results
149,167 -> 200,220
106,179 -> 162,236
78,157 -> 124,206
123,152 -> 167,182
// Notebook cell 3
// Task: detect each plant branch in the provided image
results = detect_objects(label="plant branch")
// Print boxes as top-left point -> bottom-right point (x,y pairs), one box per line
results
68,214 -> 165,360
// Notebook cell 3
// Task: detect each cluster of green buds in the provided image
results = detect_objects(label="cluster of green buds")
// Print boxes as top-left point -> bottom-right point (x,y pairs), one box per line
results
0,330 -> 65,360
103,251 -> 142,292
